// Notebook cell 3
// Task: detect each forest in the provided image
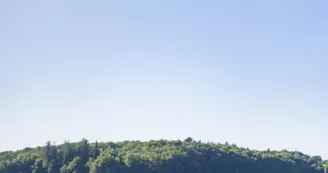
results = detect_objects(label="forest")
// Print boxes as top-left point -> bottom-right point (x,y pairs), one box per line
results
0,137 -> 327,173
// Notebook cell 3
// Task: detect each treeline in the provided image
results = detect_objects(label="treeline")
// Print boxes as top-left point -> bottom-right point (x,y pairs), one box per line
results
0,137 -> 326,173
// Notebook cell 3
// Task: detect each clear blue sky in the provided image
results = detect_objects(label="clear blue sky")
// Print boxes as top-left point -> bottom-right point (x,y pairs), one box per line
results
1,0 -> 327,158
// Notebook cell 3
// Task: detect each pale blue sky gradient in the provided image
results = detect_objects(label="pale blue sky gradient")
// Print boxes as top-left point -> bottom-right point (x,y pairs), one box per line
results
1,0 -> 328,158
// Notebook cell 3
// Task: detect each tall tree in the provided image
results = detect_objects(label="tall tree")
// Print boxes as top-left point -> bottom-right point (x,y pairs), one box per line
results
75,138 -> 90,173
92,141 -> 100,159
79,138 -> 89,162
62,140 -> 73,165
43,141 -> 59,173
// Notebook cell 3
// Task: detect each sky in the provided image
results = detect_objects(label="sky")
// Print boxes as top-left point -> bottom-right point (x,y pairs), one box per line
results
1,0 -> 327,158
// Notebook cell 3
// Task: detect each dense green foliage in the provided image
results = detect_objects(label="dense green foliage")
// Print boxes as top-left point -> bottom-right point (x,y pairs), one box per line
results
0,138 -> 326,173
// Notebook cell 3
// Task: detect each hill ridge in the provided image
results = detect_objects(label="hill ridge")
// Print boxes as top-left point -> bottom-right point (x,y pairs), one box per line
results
0,138 -> 326,173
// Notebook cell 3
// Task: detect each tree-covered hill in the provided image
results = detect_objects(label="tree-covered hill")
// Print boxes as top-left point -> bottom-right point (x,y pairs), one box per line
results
0,138 -> 326,173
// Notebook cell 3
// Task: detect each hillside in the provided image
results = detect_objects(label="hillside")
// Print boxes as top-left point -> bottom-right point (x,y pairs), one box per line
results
0,138 -> 326,173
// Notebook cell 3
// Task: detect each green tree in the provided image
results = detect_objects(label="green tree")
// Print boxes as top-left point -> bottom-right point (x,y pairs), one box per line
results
92,141 -> 100,159
62,140 -> 73,165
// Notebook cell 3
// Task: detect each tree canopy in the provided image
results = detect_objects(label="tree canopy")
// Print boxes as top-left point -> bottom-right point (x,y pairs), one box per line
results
0,138 -> 326,173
